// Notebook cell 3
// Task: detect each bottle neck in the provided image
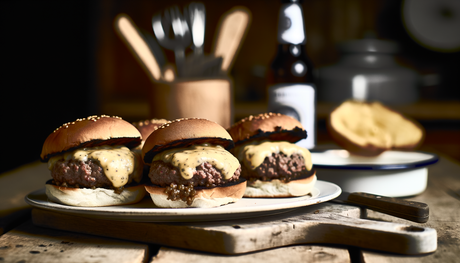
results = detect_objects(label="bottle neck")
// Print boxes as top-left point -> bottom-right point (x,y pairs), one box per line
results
277,2 -> 306,45
269,44 -> 315,84
277,44 -> 307,57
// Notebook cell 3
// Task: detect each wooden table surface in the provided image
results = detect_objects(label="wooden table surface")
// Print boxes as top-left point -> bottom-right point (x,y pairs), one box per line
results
1,152 -> 459,263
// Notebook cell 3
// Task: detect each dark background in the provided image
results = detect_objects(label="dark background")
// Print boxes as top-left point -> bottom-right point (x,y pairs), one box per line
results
2,0 -> 459,174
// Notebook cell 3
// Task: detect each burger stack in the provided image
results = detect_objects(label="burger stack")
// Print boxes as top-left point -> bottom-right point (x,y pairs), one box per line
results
227,112 -> 317,198
40,115 -> 146,207
141,118 -> 246,208
40,113 -> 317,208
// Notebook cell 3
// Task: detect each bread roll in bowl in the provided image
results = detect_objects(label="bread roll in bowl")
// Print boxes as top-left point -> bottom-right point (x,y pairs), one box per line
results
328,100 -> 425,156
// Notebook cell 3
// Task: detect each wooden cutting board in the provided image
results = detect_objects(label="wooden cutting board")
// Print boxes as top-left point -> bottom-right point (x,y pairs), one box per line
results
30,202 -> 437,255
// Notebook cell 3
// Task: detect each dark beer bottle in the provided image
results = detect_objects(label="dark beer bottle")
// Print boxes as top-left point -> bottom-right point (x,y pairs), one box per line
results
267,0 -> 316,149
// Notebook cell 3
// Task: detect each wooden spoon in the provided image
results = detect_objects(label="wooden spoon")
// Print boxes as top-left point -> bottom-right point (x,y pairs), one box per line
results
212,7 -> 251,73
114,14 -> 162,82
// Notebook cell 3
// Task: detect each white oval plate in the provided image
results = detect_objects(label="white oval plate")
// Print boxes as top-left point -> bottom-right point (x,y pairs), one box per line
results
25,180 -> 340,222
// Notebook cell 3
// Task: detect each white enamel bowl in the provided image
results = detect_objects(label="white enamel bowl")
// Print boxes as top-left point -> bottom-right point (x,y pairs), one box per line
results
311,150 -> 439,197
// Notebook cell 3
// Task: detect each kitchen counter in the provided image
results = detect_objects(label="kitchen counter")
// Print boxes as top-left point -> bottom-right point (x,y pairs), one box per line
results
101,99 -> 460,162
1,149 -> 459,262
233,100 -> 460,121
102,100 -> 460,123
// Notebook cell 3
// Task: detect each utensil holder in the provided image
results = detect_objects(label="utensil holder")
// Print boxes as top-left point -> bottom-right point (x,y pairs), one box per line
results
149,78 -> 233,129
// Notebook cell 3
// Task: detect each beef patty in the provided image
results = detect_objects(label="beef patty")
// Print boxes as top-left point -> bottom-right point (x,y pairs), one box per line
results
51,159 -> 113,189
148,161 -> 241,188
242,152 -> 313,182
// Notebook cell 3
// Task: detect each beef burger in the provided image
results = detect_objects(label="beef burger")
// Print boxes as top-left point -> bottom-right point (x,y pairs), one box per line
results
40,115 -> 145,206
142,118 -> 246,208
227,112 -> 316,197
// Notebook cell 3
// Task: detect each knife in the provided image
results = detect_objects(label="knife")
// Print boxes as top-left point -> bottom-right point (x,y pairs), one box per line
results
331,192 -> 429,223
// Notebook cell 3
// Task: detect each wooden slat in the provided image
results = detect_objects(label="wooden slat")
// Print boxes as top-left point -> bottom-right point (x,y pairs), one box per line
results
0,162 -> 50,235
0,208 -> 30,235
0,220 -> 149,263
0,162 -> 50,213
151,245 -> 351,263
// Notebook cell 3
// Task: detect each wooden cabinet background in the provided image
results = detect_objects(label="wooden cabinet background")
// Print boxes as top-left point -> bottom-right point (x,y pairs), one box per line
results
96,0 -> 386,113
2,0 -> 459,173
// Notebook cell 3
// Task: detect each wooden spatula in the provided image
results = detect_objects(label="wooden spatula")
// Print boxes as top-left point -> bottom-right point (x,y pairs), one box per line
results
114,14 -> 162,82
212,7 -> 251,73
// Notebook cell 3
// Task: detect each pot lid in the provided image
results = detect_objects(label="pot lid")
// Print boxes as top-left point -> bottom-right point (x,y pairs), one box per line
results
339,38 -> 399,54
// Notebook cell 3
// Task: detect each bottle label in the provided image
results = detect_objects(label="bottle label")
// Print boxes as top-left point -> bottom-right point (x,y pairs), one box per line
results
268,83 -> 316,149
278,3 -> 305,45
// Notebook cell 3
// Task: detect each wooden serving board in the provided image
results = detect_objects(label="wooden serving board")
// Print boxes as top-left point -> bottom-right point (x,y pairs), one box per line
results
30,203 -> 437,255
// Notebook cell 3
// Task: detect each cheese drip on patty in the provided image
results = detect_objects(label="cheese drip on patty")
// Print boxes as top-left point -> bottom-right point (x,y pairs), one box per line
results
48,145 -> 142,188
233,141 -> 313,171
152,144 -> 240,180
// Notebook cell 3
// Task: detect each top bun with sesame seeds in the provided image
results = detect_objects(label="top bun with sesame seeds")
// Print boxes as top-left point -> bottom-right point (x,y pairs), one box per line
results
40,115 -> 146,207
142,118 -> 234,164
132,118 -> 168,146
131,118 -> 169,177
41,115 -> 142,161
227,112 -> 307,146
141,118 -> 246,208
226,113 -> 316,198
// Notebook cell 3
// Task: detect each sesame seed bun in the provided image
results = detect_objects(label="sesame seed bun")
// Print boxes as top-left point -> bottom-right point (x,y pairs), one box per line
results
40,115 -> 145,207
132,118 -> 168,143
45,183 -> 146,207
244,173 -> 317,198
227,112 -> 307,145
132,119 -> 169,177
227,113 -> 315,198
40,115 -> 142,162
141,118 -> 244,208
142,118 -> 234,164
144,180 -> 247,208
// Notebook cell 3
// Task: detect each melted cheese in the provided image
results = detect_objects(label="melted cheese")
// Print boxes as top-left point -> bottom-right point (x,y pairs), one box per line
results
48,145 -> 142,188
152,144 -> 240,180
233,141 -> 313,171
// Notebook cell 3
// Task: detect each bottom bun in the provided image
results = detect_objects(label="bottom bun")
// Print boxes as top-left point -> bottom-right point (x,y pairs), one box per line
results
45,183 -> 146,207
244,173 -> 317,198
144,180 -> 247,208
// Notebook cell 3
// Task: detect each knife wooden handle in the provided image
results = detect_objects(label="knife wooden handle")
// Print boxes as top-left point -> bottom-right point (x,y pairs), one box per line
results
347,192 -> 429,223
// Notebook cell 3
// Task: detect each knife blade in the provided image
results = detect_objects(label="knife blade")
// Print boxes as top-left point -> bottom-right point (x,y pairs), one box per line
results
331,192 -> 429,223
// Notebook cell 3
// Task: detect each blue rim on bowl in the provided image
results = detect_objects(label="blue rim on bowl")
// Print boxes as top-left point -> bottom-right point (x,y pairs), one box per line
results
310,150 -> 439,171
